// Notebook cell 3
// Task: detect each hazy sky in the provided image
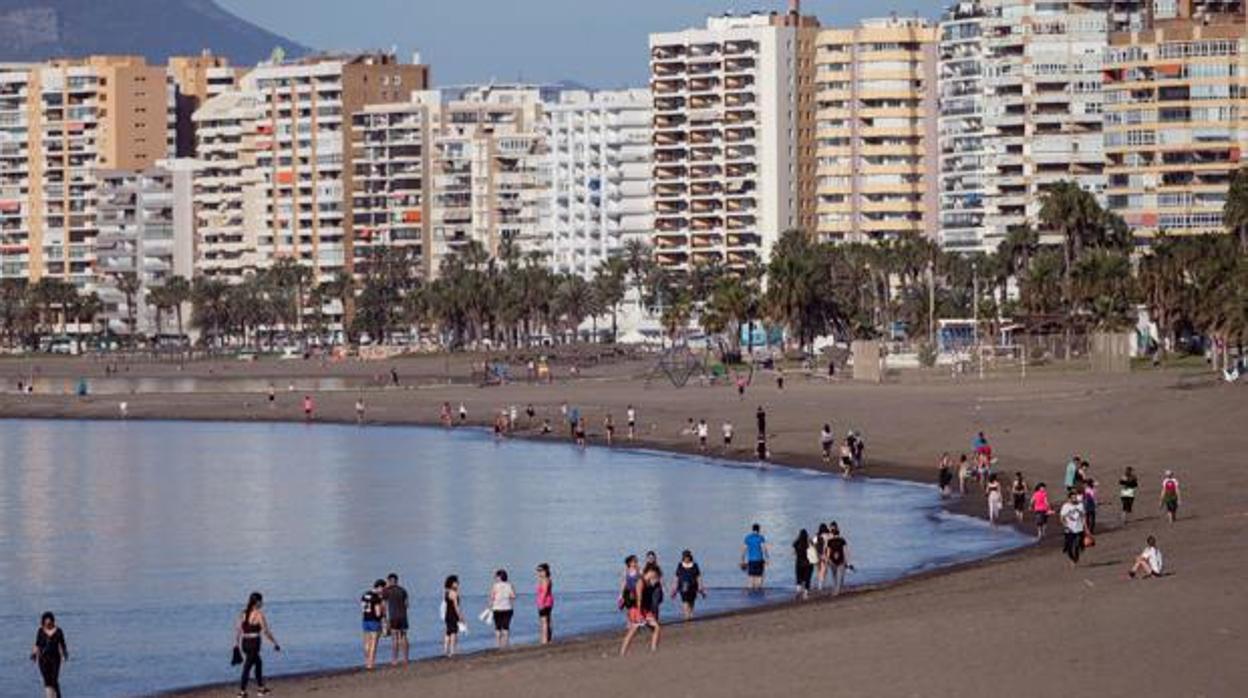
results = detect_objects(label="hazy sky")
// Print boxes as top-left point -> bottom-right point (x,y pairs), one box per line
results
217,0 -> 935,86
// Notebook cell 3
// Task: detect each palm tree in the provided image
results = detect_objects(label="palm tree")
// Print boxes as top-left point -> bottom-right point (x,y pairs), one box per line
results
704,273 -> 757,355
147,283 -> 174,339
67,290 -> 103,354
112,272 -> 143,344
554,274 -> 594,343
1223,167 -> 1248,253
621,238 -> 653,309
191,277 -> 231,348
30,278 -> 77,340
764,230 -> 837,351
592,258 -> 628,341
0,279 -> 33,349
164,276 -> 192,342
1039,182 -> 1105,357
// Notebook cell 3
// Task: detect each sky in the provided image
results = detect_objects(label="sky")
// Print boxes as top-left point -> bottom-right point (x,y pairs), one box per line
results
218,0 -> 935,87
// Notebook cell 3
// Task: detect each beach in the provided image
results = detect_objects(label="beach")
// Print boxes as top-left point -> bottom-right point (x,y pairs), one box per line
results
3,357 -> 1247,697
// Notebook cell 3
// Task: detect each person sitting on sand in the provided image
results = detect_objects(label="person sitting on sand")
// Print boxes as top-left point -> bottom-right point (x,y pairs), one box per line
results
1128,536 -> 1164,579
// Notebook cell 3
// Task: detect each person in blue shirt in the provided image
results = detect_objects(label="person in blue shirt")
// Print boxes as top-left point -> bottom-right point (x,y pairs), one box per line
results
1064,456 -> 1079,490
740,523 -> 770,591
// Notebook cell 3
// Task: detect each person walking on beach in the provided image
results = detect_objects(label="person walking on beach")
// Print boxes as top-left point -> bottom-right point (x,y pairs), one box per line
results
1031,483 -> 1052,539
31,612 -> 68,698
390,367 -> 400,387
820,424 -> 835,463
575,417 -> 587,448
1160,470 -> 1181,523
354,397 -> 365,424
755,406 -> 766,439
722,420 -> 734,450
360,579 -> 385,669
1083,478 -> 1099,534
441,402 -> 453,427
671,550 -> 705,620
815,523 -> 831,590
302,395 -> 314,422
620,563 -> 662,655
626,405 -> 636,440
267,383 -> 276,409
839,440 -> 854,479
1119,466 -> 1139,524
1060,491 -> 1086,567
382,574 -> 409,665
442,576 -> 464,657
742,523 -> 769,591
1064,455 -> 1079,490
958,454 -> 972,494
939,454 -> 954,498
697,419 -> 709,452
604,413 -> 616,446
620,555 -> 642,616
1128,536 -> 1164,579
234,593 -> 279,698
986,473 -> 1003,524
793,529 -> 815,600
827,523 -> 851,596
1011,472 -> 1028,524
458,402 -> 468,423
487,569 -> 517,649
536,563 -> 554,644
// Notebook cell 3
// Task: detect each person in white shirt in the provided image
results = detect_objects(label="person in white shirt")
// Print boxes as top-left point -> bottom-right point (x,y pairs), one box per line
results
722,421 -> 734,449
486,569 -> 517,649
626,405 -> 637,440
1060,491 -> 1086,566
1129,536 -> 1164,578
696,419 -> 709,452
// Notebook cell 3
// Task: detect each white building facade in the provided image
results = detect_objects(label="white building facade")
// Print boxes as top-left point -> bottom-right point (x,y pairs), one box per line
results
542,89 -> 653,278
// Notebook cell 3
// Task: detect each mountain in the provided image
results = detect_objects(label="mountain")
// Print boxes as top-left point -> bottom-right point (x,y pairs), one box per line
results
0,0 -> 308,65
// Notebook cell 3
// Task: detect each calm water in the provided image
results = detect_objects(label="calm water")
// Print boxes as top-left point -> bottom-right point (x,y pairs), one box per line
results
0,420 -> 1029,697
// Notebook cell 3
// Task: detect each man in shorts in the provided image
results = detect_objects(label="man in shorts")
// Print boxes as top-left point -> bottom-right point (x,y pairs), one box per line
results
626,405 -> 636,440
360,579 -> 386,669
382,573 -> 410,665
741,523 -> 769,590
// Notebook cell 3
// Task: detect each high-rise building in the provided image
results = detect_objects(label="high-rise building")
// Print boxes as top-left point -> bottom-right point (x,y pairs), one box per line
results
169,52 -> 241,157
813,16 -> 939,244
649,6 -> 817,272
239,53 -> 429,285
95,164 -> 196,334
938,2 -> 989,251
1104,0 -> 1248,242
0,56 -> 174,285
349,86 -> 550,280
937,0 -> 1145,250
542,89 -> 653,278
192,89 -> 265,284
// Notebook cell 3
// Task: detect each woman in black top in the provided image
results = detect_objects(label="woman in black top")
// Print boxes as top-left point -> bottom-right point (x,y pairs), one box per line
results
793,529 -> 814,600
32,612 -> 67,698
235,592 -> 280,697
442,576 -> 463,657
827,523 -> 851,596
1119,466 -> 1140,524
670,550 -> 705,620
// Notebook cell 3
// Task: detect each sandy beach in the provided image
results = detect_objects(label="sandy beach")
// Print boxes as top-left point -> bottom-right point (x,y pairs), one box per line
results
3,356 -> 1247,697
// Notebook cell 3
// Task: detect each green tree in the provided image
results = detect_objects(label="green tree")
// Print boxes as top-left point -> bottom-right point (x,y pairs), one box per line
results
1223,167 -> 1248,253
112,272 -> 143,343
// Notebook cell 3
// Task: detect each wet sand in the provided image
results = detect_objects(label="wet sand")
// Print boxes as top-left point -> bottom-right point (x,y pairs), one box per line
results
3,358 -> 1247,697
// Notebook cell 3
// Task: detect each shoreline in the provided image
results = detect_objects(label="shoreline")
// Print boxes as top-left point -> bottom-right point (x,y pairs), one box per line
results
5,362 -> 1243,698
9,409 -> 1037,698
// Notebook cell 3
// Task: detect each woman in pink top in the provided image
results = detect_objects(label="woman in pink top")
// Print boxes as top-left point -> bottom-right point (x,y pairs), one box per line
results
1030,483 -> 1052,540
535,563 -> 554,645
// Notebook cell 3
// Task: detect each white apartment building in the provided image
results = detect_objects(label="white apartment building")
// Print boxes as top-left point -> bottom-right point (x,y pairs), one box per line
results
650,11 -> 810,271
192,89 -> 264,284
938,0 -> 1144,250
938,2 -> 989,251
95,164 -> 195,334
542,89 -> 652,278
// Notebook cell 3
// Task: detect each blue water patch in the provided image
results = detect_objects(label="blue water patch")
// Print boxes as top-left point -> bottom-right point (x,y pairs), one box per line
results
0,420 -> 1030,696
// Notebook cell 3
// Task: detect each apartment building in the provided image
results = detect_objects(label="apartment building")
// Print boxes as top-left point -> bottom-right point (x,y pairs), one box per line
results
1104,0 -> 1248,242
169,52 -> 241,157
0,56 -> 174,285
542,89 -> 653,278
649,6 -> 817,272
95,164 -> 195,334
349,86 -> 550,279
192,89 -> 265,283
351,99 -> 433,278
938,2 -> 989,251
814,16 -> 939,244
239,53 -> 429,286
